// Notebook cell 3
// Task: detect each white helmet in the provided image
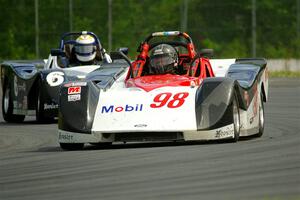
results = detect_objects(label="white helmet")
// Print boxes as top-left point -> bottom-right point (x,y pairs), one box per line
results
74,35 -> 96,62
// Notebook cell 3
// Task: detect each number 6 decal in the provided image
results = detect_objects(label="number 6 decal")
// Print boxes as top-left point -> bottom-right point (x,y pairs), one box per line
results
150,92 -> 189,108
46,71 -> 64,87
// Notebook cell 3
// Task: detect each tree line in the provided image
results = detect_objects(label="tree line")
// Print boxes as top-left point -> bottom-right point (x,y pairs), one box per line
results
0,0 -> 298,60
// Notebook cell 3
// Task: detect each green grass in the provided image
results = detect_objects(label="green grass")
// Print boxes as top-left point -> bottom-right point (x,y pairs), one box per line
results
269,71 -> 300,78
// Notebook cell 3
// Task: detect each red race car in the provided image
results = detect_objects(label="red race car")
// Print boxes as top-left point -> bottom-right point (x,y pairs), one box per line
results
58,31 -> 268,150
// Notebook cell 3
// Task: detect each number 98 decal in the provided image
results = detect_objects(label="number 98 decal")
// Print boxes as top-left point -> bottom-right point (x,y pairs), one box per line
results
150,92 -> 189,108
46,71 -> 64,87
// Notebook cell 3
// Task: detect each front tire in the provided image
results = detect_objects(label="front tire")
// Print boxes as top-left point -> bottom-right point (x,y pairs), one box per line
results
255,94 -> 265,137
35,82 -> 54,123
231,93 -> 240,142
2,83 -> 25,123
60,143 -> 84,150
90,142 -> 112,148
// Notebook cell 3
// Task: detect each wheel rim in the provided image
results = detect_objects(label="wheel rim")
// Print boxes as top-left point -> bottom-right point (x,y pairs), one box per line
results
233,99 -> 240,134
4,88 -> 10,114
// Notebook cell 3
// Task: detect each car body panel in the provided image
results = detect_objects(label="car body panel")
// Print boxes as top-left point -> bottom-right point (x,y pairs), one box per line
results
57,31 -> 268,147
92,86 -> 198,133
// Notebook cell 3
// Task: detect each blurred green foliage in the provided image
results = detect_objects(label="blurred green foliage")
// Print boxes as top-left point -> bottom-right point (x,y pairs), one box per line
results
269,70 -> 300,77
0,0 -> 298,60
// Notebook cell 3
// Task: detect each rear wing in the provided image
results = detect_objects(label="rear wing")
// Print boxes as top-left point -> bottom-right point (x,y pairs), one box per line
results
235,58 -> 267,68
227,58 -> 268,102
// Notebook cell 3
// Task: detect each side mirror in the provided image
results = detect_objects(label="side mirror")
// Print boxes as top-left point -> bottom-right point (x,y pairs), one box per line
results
117,47 -> 129,55
51,49 -> 66,57
199,49 -> 214,58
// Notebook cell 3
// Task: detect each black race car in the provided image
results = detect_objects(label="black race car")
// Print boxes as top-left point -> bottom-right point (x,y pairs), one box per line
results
0,31 -> 123,123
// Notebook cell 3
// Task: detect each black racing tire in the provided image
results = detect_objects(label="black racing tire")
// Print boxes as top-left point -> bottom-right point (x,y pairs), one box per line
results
255,94 -> 265,137
60,143 -> 84,151
231,92 -> 240,142
89,142 -> 112,148
2,82 -> 25,123
35,81 -> 54,123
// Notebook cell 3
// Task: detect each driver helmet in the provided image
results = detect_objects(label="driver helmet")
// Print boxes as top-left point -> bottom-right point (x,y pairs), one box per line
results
74,34 -> 96,62
149,44 -> 178,74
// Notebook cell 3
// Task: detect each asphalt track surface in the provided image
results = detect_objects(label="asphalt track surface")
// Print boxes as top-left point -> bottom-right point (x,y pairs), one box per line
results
0,78 -> 299,200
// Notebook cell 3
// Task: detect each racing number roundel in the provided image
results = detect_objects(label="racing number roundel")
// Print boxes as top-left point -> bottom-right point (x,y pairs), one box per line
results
46,71 -> 64,87
150,92 -> 189,108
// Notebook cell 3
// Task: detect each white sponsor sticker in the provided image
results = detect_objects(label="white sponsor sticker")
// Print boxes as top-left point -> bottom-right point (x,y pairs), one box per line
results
68,94 -> 81,102
64,82 -> 87,87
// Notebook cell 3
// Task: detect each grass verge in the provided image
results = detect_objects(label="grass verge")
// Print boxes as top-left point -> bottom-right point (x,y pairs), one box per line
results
269,71 -> 300,78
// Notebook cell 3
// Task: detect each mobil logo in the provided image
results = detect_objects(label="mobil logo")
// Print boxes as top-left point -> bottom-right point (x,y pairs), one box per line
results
68,86 -> 81,94
101,104 -> 144,113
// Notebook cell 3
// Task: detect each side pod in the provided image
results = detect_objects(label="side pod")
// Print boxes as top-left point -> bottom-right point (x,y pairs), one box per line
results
195,77 -> 240,130
58,81 -> 100,134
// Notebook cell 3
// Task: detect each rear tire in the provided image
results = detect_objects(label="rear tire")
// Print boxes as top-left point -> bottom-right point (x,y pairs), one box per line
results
35,82 -> 54,123
255,94 -> 265,137
2,82 -> 25,123
231,93 -> 240,142
90,142 -> 112,148
60,143 -> 84,150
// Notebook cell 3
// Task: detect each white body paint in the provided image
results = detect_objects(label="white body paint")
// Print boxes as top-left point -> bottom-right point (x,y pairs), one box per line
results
58,59 -> 269,144
92,86 -> 198,132
210,59 -> 236,77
